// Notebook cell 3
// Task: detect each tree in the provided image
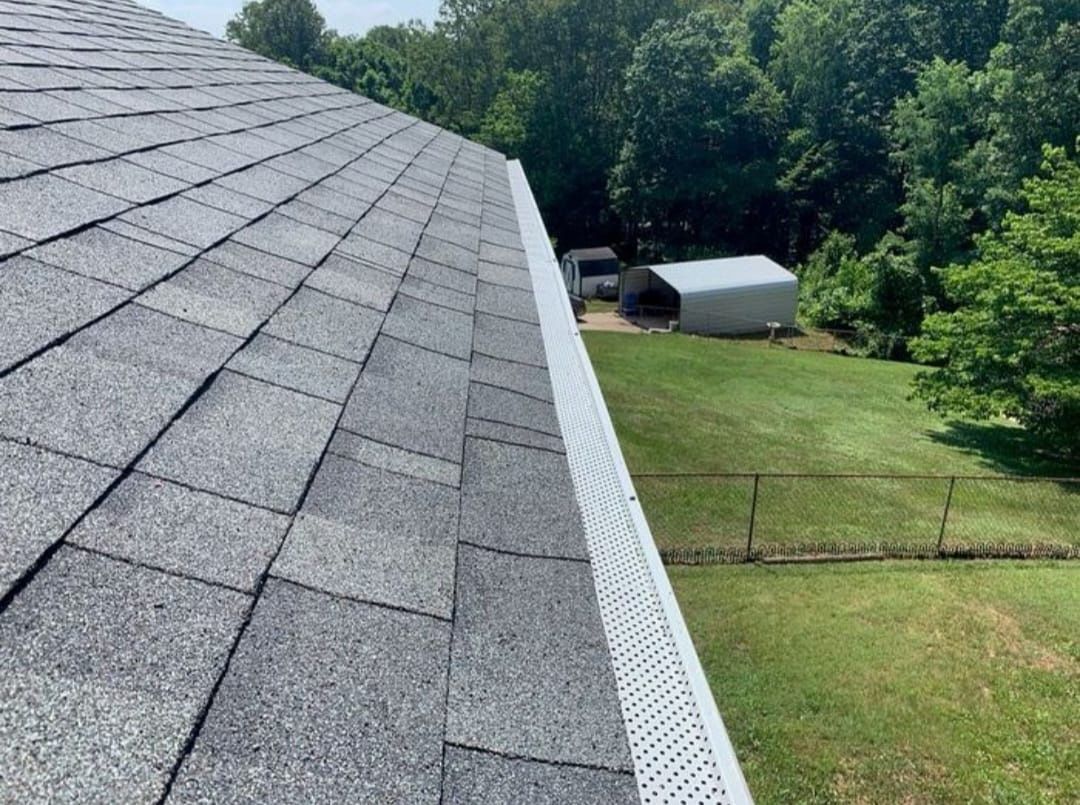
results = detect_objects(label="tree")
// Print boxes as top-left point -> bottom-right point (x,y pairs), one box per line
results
476,70 -> 546,157
912,146 -> 1080,454
975,0 -> 1080,226
798,231 -> 924,356
226,0 -> 328,70
610,10 -> 784,257
890,58 -> 983,274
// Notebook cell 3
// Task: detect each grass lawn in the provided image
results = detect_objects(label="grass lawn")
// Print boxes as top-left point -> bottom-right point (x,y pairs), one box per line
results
585,298 -> 619,314
672,561 -> 1079,804
583,332 -> 1078,552
584,330 -> 1079,803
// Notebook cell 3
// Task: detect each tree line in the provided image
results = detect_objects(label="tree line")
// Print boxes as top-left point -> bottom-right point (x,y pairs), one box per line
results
227,0 -> 1078,455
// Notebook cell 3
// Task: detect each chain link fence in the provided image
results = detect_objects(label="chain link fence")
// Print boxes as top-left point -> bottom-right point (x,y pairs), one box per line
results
632,473 -> 1080,564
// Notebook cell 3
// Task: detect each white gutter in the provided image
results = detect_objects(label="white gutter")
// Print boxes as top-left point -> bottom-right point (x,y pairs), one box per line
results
508,160 -> 754,805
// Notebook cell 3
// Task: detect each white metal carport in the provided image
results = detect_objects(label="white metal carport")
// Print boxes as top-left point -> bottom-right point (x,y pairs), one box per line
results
620,255 -> 798,335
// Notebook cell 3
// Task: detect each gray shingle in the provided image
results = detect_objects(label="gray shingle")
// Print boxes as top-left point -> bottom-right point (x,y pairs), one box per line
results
70,472 -> 289,592
382,294 -> 473,361
477,259 -> 533,290
264,288 -> 382,361
466,419 -> 566,454
55,158 -> 190,204
200,239 -> 308,288
136,259 -> 290,337
227,333 -> 360,403
481,222 -> 525,250
328,430 -> 461,487
442,745 -> 639,805
182,183 -> 274,219
303,252 -> 399,311
119,195 -> 245,250
232,212 -> 339,267
215,163 -> 309,205
168,581 -> 449,804
470,353 -> 554,402
295,183 -> 370,220
377,190 -> 432,223
0,441 -> 117,600
277,197 -> 354,236
0,256 -> 130,370
446,546 -> 632,770
416,234 -> 478,274
139,371 -> 339,513
407,255 -> 477,295
101,218 -> 201,256
0,229 -> 32,258
0,306 -> 240,466
424,212 -> 480,252
341,336 -> 469,463
480,241 -> 528,268
0,125 -> 112,168
468,382 -> 562,437
126,148 -> 217,183
460,438 -> 588,560
336,231 -> 411,275
0,548 -> 249,804
0,173 -> 130,241
476,281 -> 539,323
161,138 -> 252,173
275,456 -> 458,617
399,274 -> 474,314
0,151 -> 41,181
353,207 -> 425,254
0,89 -> 101,122
474,312 -> 548,367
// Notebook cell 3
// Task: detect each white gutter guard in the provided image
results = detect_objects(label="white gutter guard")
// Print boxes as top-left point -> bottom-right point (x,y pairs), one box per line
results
508,161 -> 754,805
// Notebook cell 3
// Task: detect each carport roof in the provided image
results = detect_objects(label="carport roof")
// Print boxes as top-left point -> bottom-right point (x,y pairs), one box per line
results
646,255 -> 797,296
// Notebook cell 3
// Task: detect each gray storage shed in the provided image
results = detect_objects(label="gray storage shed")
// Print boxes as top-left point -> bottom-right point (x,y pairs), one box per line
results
561,247 -> 620,298
620,256 -> 798,335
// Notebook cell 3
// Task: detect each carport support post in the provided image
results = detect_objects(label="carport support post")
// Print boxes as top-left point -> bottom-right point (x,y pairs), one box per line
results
937,476 -> 956,554
746,474 -> 760,562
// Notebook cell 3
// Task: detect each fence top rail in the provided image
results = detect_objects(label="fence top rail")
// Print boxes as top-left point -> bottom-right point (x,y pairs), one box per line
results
631,471 -> 1080,483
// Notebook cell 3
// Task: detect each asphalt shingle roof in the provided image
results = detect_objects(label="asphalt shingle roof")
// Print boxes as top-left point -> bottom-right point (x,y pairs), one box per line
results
0,1 -> 639,801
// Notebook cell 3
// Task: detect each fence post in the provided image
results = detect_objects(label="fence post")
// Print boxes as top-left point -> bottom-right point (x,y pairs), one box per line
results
937,476 -> 956,554
746,474 -> 760,562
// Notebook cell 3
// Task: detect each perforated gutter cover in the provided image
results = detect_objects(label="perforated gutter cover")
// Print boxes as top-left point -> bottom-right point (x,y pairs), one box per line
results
508,160 -> 754,805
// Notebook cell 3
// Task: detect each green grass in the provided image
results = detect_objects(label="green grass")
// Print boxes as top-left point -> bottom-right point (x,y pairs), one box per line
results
672,561 -> 1080,804
583,331 -> 1073,477
585,298 -> 619,314
585,331 -> 1080,803
584,332 -> 1078,552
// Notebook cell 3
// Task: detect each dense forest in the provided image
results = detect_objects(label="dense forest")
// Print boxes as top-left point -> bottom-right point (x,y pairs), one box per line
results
227,0 -> 1078,454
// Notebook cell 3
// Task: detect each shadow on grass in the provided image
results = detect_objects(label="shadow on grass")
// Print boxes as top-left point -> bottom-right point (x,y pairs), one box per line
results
928,421 -> 1080,479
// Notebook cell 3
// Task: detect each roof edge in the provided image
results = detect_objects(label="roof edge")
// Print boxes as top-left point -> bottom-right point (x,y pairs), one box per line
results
508,160 -> 754,805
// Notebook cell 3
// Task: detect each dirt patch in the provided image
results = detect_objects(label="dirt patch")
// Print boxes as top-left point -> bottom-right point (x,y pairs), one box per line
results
578,311 -> 641,333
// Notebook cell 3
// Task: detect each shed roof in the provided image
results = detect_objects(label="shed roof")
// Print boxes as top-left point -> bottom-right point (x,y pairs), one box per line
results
0,2 -> 748,803
567,246 -> 618,262
646,255 -> 796,297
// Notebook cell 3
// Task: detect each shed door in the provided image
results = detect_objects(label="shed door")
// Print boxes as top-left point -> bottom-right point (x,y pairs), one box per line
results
561,257 -> 578,295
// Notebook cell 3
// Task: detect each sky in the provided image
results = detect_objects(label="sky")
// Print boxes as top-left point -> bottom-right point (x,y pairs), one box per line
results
142,1 -> 441,38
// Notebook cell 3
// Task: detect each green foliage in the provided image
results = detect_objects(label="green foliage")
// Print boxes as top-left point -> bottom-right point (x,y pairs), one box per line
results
225,0 -> 1079,457
225,0 -> 328,69
913,146 -> 1080,454
610,10 -> 784,257
976,0 -> 1080,224
798,231 -> 923,356
890,58 -> 983,272
476,70 -> 545,157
